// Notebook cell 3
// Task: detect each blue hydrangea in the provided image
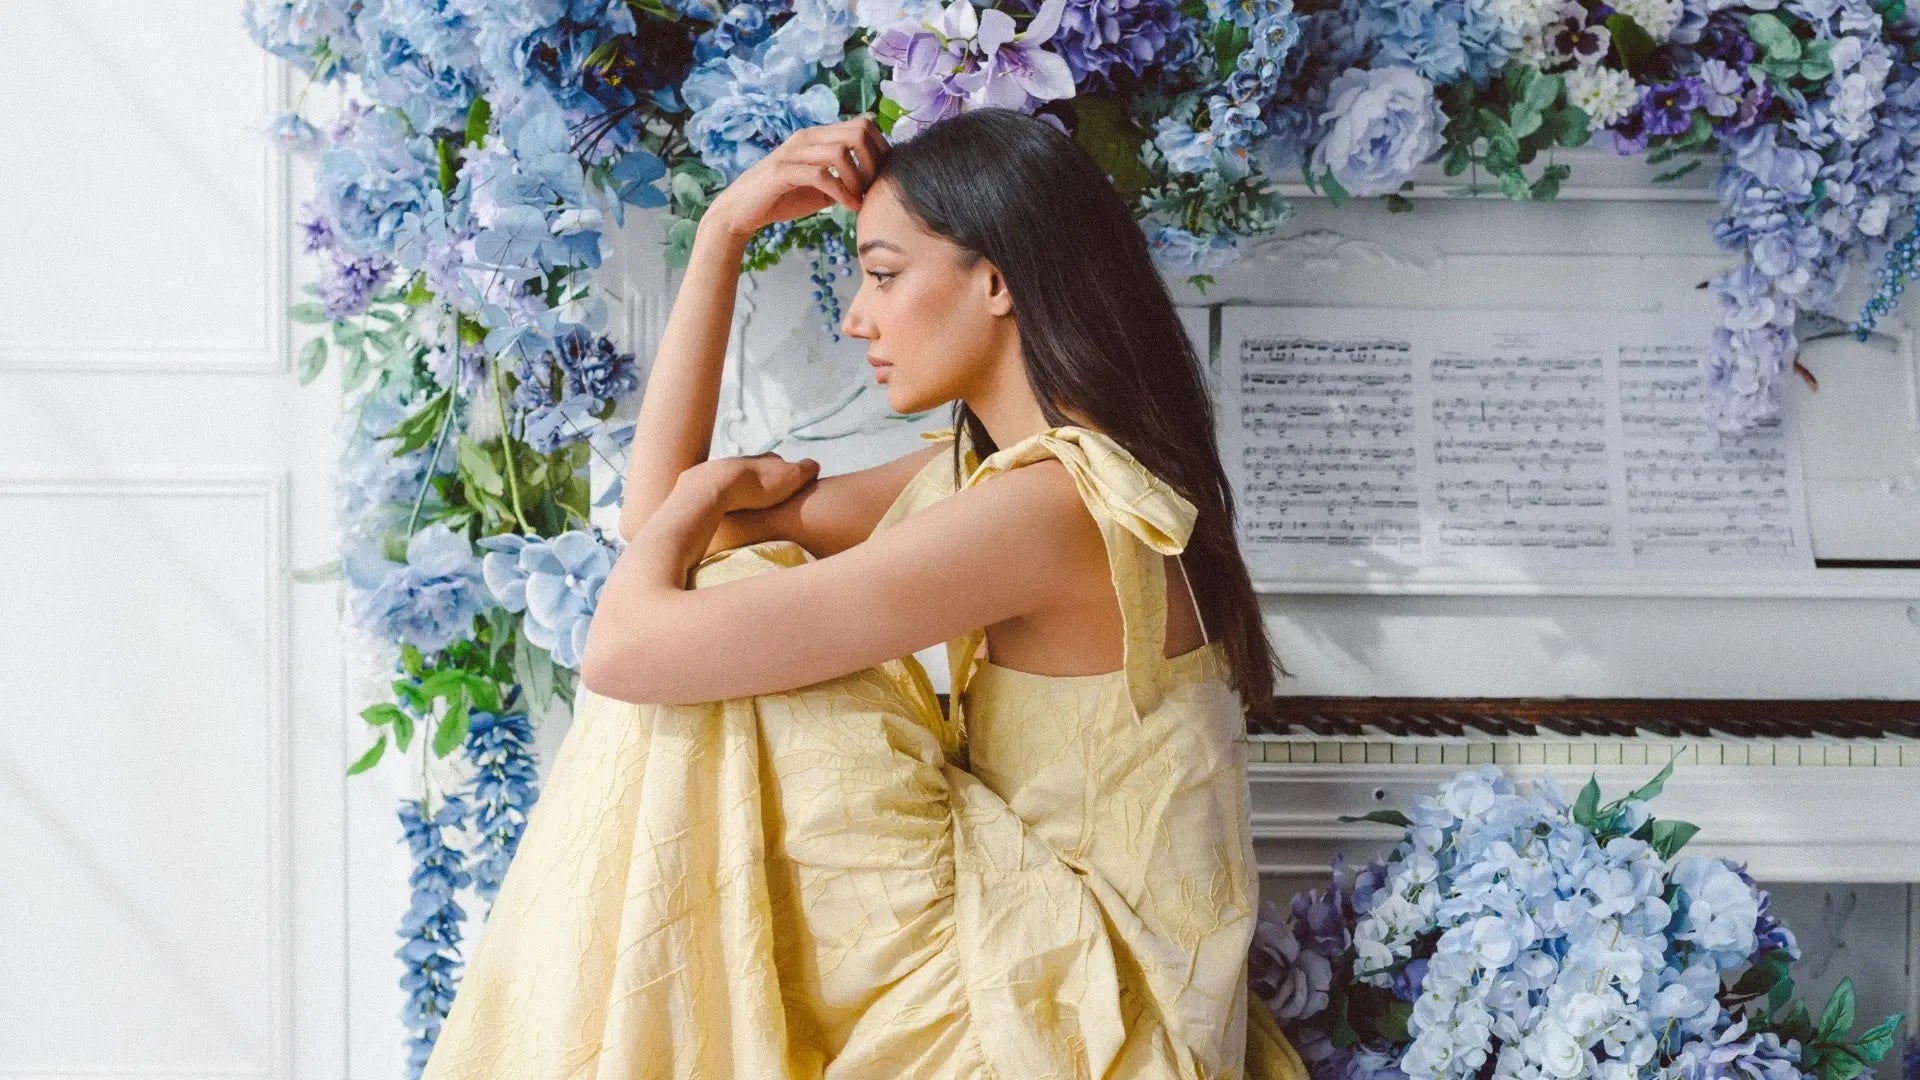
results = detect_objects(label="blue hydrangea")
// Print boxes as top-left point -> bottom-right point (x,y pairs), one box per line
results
344,523 -> 492,654
509,327 -> 638,452
315,109 -> 442,258
682,45 -> 844,183
462,0 -> 645,159
1358,0 -> 1516,85
334,382 -> 458,537
477,529 -> 619,669
243,0 -> 361,69
351,0 -> 483,133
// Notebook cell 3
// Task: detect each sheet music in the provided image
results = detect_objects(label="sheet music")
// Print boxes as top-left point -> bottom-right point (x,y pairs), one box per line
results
1216,307 -> 1815,574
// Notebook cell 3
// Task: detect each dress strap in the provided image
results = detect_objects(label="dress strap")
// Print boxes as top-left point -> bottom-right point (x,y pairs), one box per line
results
946,425 -> 1200,728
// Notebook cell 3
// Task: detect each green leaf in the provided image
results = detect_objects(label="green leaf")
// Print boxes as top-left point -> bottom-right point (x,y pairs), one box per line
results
514,629 -> 555,719
1573,776 -> 1602,825
291,558 -> 342,583
436,135 -> 458,193
1337,809 -> 1413,828
1385,193 -> 1415,213
464,672 -> 501,714
1070,96 -> 1154,200
1653,160 -> 1704,183
1442,143 -> 1473,176
1853,1014 -> 1902,1060
1318,168 -> 1349,208
1376,1001 -> 1413,1043
1748,12 -> 1800,60
433,698 -> 471,757
1768,972 -> 1796,1015
1606,13 -> 1658,74
463,95 -> 491,146
290,302 -> 329,324
378,389 -> 452,454
332,321 -> 366,348
1778,999 -> 1814,1044
1524,70 -> 1564,113
361,702 -> 408,728
418,668 -> 467,702
393,709 -> 415,751
1730,947 -> 1792,999
1551,107 -> 1592,147
1817,979 -> 1856,1043
297,337 -> 328,385
1650,818 -> 1700,858
458,435 -> 507,497
346,735 -> 387,775
1509,104 -> 1543,140
1626,757 -> 1676,803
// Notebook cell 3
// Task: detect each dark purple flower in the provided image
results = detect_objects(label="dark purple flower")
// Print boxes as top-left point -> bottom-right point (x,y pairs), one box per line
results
1548,17 -> 1609,67
1008,0 -> 1187,90
1697,11 -> 1758,66
1643,76 -> 1706,138
1610,102 -> 1651,154
1390,955 -> 1429,1002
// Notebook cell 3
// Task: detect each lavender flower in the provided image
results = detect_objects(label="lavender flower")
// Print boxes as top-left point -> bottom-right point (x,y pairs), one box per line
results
872,0 -> 1075,139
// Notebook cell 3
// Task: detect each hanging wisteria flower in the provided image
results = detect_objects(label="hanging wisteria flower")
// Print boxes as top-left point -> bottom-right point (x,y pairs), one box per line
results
478,529 -> 619,669
1310,66 -> 1447,197
395,792 -> 471,1079
344,523 -> 493,655
463,700 -> 540,908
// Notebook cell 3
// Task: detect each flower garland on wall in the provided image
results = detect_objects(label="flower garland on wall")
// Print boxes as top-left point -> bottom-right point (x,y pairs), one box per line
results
246,0 -> 1920,1065
1248,763 -> 1908,1080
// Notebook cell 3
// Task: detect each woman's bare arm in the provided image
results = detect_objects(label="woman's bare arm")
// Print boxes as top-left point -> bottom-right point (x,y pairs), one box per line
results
581,457 -> 1099,705
687,439 -> 950,559
615,217 -> 749,541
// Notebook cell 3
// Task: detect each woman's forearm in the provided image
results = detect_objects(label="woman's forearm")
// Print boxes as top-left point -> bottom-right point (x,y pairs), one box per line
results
617,217 -> 755,541
585,470 -> 728,693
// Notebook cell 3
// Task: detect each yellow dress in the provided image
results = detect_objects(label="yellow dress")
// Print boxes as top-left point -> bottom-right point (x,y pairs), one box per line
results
420,423 -> 1307,1080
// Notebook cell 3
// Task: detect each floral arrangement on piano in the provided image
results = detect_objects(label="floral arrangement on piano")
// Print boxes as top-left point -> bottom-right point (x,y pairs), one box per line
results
242,0 -> 1920,1068
1251,763 -> 1907,1080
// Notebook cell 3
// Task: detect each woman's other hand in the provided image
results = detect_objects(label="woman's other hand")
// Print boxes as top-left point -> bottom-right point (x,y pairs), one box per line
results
686,452 -> 823,514
705,116 -> 891,242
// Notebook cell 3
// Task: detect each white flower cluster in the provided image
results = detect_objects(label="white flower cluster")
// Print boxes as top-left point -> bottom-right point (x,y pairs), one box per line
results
1349,766 -> 1762,1080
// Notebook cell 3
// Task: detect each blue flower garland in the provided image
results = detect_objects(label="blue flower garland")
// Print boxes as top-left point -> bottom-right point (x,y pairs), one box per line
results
246,0 -> 1920,1056
395,791 -> 472,1080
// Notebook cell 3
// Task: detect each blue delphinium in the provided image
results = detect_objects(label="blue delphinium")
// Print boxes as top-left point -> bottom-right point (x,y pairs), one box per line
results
396,791 -> 472,1079
463,697 -> 540,907
478,529 -> 620,669
344,523 -> 493,655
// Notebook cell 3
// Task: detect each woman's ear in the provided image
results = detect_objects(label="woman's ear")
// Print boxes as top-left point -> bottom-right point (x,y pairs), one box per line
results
981,261 -> 1014,318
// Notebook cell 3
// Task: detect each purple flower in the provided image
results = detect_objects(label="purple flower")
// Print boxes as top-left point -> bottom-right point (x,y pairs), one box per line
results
1609,101 -> 1651,154
1249,899 -> 1334,1020
1642,76 -> 1706,138
1008,0 -> 1186,90
872,0 -> 1076,139
319,251 -> 395,320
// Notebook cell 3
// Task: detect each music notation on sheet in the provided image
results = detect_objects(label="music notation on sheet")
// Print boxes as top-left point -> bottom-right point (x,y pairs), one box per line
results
1216,309 -> 1815,573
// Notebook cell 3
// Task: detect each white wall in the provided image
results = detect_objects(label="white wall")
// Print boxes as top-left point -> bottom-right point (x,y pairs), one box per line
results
0,2 -> 351,1076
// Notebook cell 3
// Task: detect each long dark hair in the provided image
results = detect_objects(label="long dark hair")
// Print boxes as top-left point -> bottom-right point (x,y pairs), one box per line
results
870,106 -> 1291,710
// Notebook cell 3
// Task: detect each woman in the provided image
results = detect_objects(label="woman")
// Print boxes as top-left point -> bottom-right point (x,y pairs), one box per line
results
420,107 -> 1303,1079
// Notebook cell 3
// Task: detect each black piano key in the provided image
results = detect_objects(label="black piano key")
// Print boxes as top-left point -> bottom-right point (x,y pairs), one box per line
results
1424,714 -> 1467,738
1372,714 -> 1417,737
1537,714 -> 1585,737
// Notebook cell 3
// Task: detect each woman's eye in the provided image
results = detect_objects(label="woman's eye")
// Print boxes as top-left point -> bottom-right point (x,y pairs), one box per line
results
866,270 -> 894,285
